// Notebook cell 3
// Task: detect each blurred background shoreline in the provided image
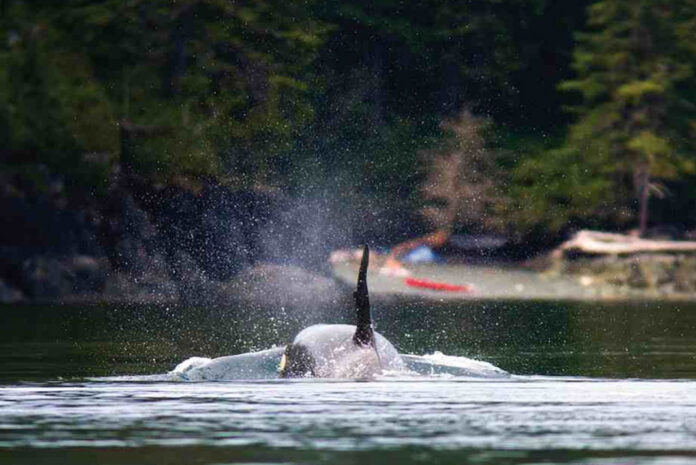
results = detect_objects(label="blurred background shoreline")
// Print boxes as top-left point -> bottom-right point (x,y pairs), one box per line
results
2,1 -> 696,304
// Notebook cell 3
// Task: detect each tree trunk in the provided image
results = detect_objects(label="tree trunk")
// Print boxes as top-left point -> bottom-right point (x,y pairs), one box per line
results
636,167 -> 650,237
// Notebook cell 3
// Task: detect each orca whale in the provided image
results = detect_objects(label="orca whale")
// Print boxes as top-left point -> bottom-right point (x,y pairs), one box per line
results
279,245 -> 405,378
168,244 -> 509,381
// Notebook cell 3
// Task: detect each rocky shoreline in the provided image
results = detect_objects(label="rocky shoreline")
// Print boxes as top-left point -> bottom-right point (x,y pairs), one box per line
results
328,231 -> 696,302
0,166 -> 357,307
547,230 -> 696,298
551,253 -> 696,296
4,168 -> 696,305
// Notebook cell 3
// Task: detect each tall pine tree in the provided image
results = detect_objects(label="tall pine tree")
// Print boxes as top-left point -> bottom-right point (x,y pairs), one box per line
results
560,0 -> 696,235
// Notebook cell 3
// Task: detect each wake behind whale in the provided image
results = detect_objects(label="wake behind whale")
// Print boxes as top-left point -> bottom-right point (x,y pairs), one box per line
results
169,245 -> 508,381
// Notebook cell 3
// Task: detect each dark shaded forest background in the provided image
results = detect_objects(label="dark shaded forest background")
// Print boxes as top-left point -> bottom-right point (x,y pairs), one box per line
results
1,0 -> 696,300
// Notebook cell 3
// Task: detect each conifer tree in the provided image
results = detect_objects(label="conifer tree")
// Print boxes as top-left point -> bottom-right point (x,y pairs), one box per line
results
560,0 -> 696,235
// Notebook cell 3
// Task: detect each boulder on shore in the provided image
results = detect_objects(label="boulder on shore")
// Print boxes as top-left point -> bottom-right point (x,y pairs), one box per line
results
0,279 -> 23,303
553,230 -> 696,294
177,263 -> 352,311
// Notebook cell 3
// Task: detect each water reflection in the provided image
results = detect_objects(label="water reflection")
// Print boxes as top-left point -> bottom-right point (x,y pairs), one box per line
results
0,300 -> 695,382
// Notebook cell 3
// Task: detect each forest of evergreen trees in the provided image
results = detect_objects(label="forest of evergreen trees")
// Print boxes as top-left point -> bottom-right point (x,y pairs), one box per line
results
2,0 -> 696,244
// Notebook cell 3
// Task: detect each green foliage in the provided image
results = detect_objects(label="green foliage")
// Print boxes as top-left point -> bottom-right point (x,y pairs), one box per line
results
0,0 -> 329,188
511,0 -> 696,235
0,3 -> 119,192
564,0 -> 696,166
509,145 -> 622,234
3,0 -> 696,240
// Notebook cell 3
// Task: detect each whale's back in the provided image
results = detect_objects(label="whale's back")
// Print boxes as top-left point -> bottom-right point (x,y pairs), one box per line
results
281,324 -> 404,378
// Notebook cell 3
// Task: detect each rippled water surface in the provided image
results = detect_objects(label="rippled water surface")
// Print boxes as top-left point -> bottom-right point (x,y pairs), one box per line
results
1,300 -> 696,464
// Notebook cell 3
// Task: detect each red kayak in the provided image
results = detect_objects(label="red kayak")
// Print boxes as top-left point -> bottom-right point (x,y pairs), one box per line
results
404,277 -> 474,293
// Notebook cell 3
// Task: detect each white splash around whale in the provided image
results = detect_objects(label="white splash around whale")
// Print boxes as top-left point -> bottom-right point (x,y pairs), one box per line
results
168,346 -> 509,381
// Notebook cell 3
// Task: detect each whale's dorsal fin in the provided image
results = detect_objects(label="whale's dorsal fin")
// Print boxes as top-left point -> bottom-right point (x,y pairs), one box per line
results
353,244 -> 374,347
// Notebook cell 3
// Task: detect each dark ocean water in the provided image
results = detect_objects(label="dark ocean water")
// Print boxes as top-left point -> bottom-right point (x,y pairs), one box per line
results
1,300 -> 695,464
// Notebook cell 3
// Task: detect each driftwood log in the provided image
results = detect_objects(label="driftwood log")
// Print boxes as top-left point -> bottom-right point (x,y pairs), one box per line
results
557,230 -> 696,256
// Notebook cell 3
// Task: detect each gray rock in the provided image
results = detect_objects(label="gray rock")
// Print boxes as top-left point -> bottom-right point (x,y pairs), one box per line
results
103,272 -> 179,304
109,194 -> 159,275
69,255 -> 109,293
223,263 -> 352,313
178,263 -> 351,312
558,253 -> 696,294
0,279 -> 23,303
19,255 -> 110,299
20,257 -> 72,299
